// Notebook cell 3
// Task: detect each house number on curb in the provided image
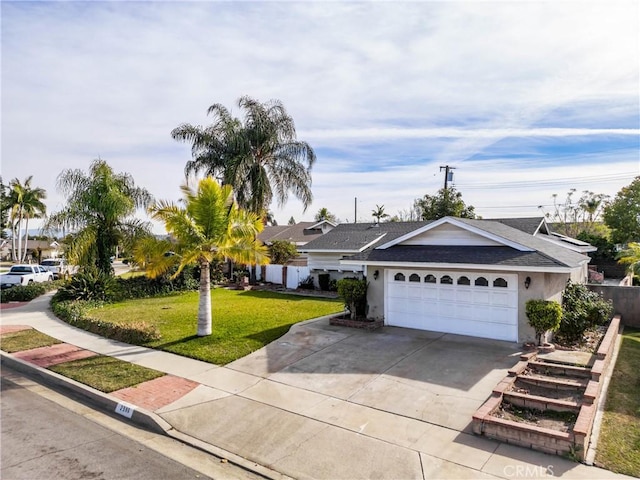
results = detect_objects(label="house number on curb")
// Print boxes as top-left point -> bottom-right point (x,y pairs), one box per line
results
115,402 -> 136,419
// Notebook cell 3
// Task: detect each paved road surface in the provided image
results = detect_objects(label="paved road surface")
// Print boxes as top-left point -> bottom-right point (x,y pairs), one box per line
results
0,367 -> 260,480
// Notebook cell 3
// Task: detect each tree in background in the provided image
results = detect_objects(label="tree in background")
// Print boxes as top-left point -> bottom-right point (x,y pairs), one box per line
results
287,216 -> 296,225
314,207 -> 337,223
603,177 -> 640,245
371,204 -> 389,224
414,187 -> 476,220
0,177 -> 11,240
616,242 -> 640,278
269,240 -> 298,265
8,176 -> 47,262
139,178 -> 269,336
46,159 -> 152,275
541,189 -> 608,238
172,96 -> 316,220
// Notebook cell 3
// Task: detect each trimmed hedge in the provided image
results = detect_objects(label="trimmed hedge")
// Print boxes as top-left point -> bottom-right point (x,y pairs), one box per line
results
0,280 -> 64,303
51,300 -> 161,344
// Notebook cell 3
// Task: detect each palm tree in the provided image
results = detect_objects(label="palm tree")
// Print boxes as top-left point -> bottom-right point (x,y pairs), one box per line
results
45,159 -> 152,275
617,242 -> 640,278
172,96 -> 316,218
314,207 -> 337,223
139,177 -> 269,336
9,176 -> 47,262
371,204 -> 389,224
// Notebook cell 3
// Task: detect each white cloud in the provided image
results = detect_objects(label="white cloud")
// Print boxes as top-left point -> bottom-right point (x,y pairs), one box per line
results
1,1 -> 638,233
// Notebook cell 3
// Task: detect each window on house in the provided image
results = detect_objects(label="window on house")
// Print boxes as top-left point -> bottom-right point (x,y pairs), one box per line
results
394,273 -> 405,281
440,275 -> 453,285
409,273 -> 420,282
424,274 -> 436,283
475,277 -> 489,287
493,277 -> 508,288
457,276 -> 471,285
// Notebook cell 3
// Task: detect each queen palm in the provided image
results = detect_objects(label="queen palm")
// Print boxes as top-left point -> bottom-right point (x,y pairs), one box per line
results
9,176 -> 47,262
172,95 -> 316,217
140,177 -> 269,336
46,159 -> 152,275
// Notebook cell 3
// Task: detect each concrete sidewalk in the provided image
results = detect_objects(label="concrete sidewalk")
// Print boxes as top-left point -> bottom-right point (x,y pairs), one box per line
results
0,293 -> 632,480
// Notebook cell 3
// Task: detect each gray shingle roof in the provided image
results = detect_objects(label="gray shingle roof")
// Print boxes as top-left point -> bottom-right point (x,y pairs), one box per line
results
455,218 -> 588,268
348,245 -> 563,268
485,217 -> 548,235
301,221 -> 431,251
259,222 -> 326,244
304,217 -> 590,269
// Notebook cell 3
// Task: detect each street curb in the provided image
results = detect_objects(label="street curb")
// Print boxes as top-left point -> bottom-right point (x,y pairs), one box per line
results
0,351 -> 290,480
0,351 -> 171,435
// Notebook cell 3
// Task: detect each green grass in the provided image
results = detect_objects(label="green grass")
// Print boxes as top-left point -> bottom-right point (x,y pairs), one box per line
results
49,355 -> 165,393
595,327 -> 640,477
87,289 -> 342,364
0,329 -> 62,352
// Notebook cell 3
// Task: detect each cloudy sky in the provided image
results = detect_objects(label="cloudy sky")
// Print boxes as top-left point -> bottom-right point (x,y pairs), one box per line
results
2,1 -> 639,232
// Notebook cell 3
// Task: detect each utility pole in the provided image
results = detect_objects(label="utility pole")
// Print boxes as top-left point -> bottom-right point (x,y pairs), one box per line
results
354,197 -> 357,223
439,165 -> 456,189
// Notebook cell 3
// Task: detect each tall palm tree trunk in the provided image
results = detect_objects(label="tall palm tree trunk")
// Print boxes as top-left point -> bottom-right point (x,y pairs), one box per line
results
21,216 -> 30,262
16,207 -> 23,262
198,260 -> 212,336
10,221 -> 17,261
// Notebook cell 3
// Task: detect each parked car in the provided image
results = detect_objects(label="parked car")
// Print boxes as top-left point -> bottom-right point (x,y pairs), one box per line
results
40,258 -> 67,279
0,264 -> 54,289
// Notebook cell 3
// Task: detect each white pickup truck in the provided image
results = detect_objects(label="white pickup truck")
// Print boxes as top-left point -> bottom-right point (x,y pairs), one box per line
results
0,264 -> 54,289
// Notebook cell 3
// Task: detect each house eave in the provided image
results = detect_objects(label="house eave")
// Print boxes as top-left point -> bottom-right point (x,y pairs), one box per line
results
339,259 -> 578,274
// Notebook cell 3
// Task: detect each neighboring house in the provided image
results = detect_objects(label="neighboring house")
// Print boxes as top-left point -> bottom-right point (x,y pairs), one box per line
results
258,220 -> 336,265
302,217 -> 592,344
3,240 -> 63,262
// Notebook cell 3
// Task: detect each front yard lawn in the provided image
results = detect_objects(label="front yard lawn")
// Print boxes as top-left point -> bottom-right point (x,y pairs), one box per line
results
595,327 -> 640,477
86,289 -> 342,365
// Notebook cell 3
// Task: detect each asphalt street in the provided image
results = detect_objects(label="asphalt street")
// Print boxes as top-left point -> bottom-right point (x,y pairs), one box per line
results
0,367 -> 261,480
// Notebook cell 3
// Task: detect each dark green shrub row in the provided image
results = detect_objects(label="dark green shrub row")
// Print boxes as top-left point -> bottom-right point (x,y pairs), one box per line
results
53,266 -> 199,304
0,280 -> 64,303
51,300 -> 161,344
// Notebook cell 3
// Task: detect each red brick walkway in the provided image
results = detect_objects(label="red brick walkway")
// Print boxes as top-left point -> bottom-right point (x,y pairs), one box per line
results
0,301 -> 30,310
112,375 -> 200,411
13,343 -> 98,368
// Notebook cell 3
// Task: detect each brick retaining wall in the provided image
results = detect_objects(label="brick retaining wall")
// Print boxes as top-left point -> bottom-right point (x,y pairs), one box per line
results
472,315 -> 621,461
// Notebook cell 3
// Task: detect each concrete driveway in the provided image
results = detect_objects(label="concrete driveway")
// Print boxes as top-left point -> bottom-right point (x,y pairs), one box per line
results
160,317 -> 594,480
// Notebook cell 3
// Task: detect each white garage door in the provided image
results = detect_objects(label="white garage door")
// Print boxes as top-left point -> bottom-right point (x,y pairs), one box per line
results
385,270 -> 518,341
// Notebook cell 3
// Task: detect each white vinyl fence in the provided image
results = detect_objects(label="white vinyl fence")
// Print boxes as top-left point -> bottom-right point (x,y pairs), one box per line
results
263,264 -> 311,289
286,266 -> 311,290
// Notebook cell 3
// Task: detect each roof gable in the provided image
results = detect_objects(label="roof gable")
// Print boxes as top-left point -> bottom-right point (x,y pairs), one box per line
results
378,217 -> 534,251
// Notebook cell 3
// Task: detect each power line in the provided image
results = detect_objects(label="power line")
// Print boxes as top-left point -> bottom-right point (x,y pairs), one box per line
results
457,172 -> 636,190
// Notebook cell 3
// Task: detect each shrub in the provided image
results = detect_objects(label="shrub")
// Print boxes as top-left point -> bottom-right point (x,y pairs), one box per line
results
1,283 -> 47,302
558,281 -> 614,343
54,269 -> 116,302
299,275 -> 315,290
0,280 -> 64,303
269,240 -> 298,265
337,277 -> 368,320
318,273 -> 331,291
525,299 -> 562,345
328,279 -> 338,292
51,299 -> 160,344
